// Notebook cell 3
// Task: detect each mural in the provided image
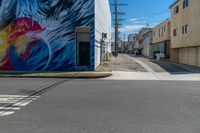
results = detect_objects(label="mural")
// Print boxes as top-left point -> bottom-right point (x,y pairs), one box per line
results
0,0 -> 94,71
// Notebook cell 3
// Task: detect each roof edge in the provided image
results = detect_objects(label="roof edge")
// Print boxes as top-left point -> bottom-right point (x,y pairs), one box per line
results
169,0 -> 180,9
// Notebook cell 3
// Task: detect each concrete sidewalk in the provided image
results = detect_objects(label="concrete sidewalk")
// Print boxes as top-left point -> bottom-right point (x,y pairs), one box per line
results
104,71 -> 200,81
97,54 -> 146,72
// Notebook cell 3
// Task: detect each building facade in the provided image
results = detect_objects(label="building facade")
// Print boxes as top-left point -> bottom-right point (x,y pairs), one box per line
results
151,19 -> 171,59
127,34 -> 135,54
138,28 -> 152,56
95,0 -> 112,66
127,34 -> 140,55
0,0 -> 111,71
132,34 -> 140,55
142,29 -> 153,57
170,0 -> 200,67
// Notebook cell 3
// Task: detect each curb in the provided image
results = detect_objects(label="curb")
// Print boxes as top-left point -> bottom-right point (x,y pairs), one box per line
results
0,72 -> 112,79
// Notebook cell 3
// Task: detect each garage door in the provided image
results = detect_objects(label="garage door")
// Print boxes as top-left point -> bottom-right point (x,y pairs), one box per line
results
188,48 -> 197,66
198,47 -> 200,67
180,48 -> 189,65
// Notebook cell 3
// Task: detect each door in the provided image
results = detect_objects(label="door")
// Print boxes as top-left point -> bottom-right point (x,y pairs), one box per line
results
188,48 -> 197,66
79,42 -> 90,67
180,48 -> 189,64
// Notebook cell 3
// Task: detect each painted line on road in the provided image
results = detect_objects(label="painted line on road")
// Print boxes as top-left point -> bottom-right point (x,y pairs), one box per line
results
0,95 -> 39,117
0,111 -> 15,116
0,107 -> 20,110
0,80 -> 68,117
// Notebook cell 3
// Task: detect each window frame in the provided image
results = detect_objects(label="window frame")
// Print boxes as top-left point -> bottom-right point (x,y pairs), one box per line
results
182,24 -> 188,35
173,29 -> 177,37
174,5 -> 179,15
183,0 -> 189,9
185,24 -> 188,34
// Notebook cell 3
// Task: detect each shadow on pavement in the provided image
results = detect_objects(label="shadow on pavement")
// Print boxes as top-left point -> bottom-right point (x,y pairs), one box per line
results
150,60 -> 200,75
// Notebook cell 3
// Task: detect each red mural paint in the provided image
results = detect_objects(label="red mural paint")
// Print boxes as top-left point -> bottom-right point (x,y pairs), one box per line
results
0,17 -> 45,70
9,17 -> 45,43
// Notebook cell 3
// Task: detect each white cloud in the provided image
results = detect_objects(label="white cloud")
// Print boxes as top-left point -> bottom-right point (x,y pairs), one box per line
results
119,24 -> 144,33
111,17 -> 159,35
116,17 -> 147,34
129,17 -> 147,23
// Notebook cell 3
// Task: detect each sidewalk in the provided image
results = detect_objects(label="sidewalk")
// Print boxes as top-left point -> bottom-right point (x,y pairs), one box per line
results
97,54 -> 147,72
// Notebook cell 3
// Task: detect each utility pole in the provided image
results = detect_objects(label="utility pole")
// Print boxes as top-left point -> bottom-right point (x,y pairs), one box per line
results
123,33 -> 126,53
112,0 -> 127,55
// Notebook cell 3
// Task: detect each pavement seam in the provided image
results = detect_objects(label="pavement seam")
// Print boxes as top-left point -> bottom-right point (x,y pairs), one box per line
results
124,55 -> 156,73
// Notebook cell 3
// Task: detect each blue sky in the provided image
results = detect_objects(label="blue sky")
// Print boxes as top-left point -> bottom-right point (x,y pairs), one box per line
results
109,0 -> 175,39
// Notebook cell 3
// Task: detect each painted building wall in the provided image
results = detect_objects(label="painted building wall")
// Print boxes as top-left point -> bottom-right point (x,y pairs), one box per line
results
0,0 -> 94,71
95,0 -> 111,68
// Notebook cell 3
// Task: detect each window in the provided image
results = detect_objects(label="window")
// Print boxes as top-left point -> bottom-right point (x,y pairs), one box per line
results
164,25 -> 166,32
183,0 -> 189,9
184,24 -> 188,34
159,28 -> 164,37
174,6 -> 179,15
159,29 -> 161,37
182,26 -> 185,34
182,24 -> 188,34
173,29 -> 177,36
153,31 -> 156,36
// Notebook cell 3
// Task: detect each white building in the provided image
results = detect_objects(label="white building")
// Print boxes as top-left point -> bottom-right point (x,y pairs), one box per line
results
142,30 -> 153,57
95,0 -> 112,66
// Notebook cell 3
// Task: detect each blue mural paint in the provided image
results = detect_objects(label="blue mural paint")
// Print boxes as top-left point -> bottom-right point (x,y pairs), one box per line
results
0,0 -> 95,71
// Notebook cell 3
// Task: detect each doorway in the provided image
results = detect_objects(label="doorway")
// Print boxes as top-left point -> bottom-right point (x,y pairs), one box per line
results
79,42 -> 90,67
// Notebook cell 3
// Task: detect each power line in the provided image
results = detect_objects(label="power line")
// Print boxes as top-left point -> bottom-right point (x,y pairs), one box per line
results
130,9 -> 169,20
126,9 -> 170,28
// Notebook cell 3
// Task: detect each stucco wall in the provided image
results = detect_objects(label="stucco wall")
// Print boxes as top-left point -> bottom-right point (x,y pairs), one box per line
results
170,0 -> 200,48
152,19 -> 171,44
170,48 -> 179,63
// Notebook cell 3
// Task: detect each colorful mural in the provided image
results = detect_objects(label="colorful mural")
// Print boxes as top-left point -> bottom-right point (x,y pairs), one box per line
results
0,0 -> 94,71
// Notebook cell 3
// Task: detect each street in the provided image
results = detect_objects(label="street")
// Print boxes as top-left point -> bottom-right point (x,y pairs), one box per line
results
0,55 -> 200,133
0,78 -> 200,133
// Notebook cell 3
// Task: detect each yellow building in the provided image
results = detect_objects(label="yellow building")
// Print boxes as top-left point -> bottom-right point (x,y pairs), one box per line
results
150,19 -> 171,59
170,0 -> 200,67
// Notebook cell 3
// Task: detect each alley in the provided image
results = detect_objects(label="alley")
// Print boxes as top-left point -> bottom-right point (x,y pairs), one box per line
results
97,54 -> 147,72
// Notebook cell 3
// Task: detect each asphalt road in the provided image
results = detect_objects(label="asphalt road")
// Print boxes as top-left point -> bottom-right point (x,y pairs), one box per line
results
0,78 -> 200,133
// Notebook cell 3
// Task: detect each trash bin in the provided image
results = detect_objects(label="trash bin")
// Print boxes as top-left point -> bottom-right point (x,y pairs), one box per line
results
156,53 -> 160,60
